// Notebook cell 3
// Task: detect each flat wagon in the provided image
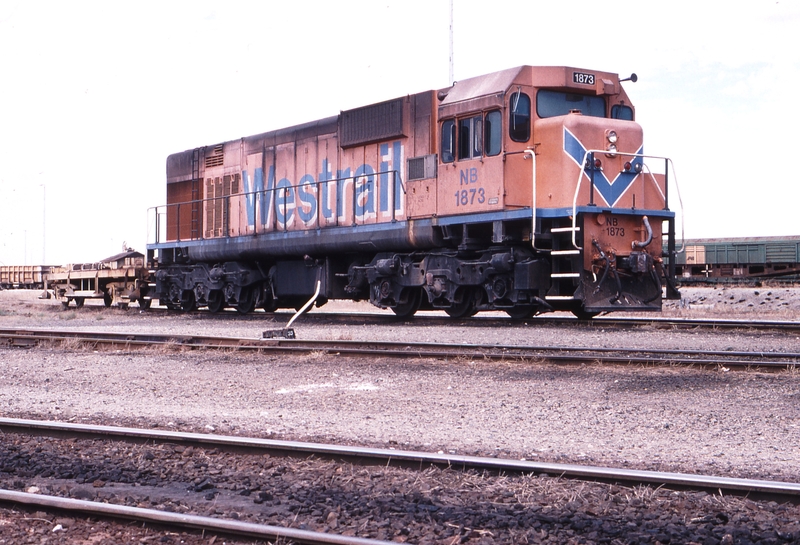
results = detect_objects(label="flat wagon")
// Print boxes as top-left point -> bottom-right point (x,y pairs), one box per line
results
44,249 -> 151,308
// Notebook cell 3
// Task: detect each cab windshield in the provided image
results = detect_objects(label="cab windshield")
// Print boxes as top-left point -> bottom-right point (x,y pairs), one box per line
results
537,90 -> 606,118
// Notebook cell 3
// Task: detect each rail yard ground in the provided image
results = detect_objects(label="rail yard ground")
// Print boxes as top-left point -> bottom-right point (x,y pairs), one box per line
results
663,284 -> 800,318
1,287 -> 800,543
0,286 -> 799,477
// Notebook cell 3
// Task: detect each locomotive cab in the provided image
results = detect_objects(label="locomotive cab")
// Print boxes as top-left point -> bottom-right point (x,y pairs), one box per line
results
434,66 -> 679,316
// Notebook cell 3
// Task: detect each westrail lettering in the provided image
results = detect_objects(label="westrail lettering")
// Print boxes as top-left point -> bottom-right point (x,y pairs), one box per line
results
241,142 -> 404,229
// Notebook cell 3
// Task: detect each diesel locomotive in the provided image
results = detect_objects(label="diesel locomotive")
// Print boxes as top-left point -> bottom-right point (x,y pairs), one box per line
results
147,65 -> 681,319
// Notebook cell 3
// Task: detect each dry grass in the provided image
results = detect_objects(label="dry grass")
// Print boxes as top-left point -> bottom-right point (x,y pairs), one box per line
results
305,350 -> 328,362
56,337 -> 84,351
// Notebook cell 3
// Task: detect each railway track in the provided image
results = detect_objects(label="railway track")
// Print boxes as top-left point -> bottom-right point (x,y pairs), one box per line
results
138,305 -> 800,333
2,417 -> 799,543
0,489 -> 392,545
2,417 -> 799,500
1,326 -> 798,369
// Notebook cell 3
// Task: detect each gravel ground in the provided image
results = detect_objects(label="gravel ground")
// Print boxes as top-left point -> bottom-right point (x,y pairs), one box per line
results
1,287 -> 800,543
1,287 -> 799,481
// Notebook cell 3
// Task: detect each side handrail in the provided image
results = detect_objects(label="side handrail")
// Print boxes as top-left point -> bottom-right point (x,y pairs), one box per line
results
148,169 -> 406,244
522,149 -> 541,250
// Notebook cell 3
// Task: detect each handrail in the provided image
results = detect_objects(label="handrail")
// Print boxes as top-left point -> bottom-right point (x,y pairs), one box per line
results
148,169 -> 406,244
523,149 -> 539,250
570,150 -> 684,253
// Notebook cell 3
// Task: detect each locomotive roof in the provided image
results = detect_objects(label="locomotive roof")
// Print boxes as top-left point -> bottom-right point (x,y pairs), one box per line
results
438,66 -> 524,106
437,65 -> 625,107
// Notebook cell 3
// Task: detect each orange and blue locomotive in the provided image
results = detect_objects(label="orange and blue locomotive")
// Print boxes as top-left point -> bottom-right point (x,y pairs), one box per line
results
147,65 -> 680,318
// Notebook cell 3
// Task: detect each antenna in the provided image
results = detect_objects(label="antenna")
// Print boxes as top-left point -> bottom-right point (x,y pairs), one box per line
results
449,0 -> 454,85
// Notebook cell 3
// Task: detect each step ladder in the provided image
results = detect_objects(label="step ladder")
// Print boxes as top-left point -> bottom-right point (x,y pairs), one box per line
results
544,224 -> 582,302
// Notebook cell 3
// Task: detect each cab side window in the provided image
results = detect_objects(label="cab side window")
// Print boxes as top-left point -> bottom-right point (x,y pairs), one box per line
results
509,92 -> 531,142
441,110 -> 502,162
441,119 -> 456,163
485,110 -> 501,156
458,115 -> 482,160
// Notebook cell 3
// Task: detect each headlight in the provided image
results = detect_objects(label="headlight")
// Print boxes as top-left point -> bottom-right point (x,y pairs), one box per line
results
606,130 -> 618,144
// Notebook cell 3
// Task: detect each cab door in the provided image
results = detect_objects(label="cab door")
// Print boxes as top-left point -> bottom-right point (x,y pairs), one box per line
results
503,89 -> 536,208
436,111 -> 504,217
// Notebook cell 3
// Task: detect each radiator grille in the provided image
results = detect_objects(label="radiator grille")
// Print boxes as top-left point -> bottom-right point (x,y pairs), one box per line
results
204,173 -> 239,237
205,145 -> 224,168
340,98 -> 404,148
205,155 -> 223,168
407,155 -> 437,181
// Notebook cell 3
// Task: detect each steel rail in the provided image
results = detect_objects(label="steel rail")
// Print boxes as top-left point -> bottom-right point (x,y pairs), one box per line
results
1,327 -> 798,368
137,306 -> 800,332
2,417 -> 800,500
573,315 -> 800,331
0,489 -> 394,545
288,340 -> 800,368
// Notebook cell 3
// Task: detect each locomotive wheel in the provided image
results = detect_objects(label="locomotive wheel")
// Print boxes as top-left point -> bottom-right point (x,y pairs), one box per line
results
262,294 -> 278,313
138,298 -> 152,310
74,297 -> 85,309
180,290 -> 197,312
506,305 -> 535,320
61,300 -> 70,310
445,288 -> 477,319
391,288 -> 421,319
207,290 -> 225,314
103,292 -> 112,307
236,287 -> 256,315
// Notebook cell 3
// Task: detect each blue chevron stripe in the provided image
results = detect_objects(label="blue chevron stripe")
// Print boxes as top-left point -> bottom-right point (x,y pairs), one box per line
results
563,128 -> 642,207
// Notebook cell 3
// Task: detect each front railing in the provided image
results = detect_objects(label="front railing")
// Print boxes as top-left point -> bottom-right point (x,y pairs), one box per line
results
570,150 -> 684,251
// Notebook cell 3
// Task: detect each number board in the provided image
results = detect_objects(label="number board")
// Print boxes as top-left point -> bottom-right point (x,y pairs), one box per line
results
572,72 -> 595,86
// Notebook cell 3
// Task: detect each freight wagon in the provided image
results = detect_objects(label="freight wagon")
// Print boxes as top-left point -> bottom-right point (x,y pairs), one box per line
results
0,265 -> 52,290
675,236 -> 800,282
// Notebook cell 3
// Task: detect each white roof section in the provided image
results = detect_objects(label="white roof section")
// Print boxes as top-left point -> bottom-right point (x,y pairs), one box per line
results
439,66 -> 524,105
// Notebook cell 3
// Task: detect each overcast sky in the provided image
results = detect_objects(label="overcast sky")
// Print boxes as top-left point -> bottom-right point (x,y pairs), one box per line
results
1,0 -> 798,265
